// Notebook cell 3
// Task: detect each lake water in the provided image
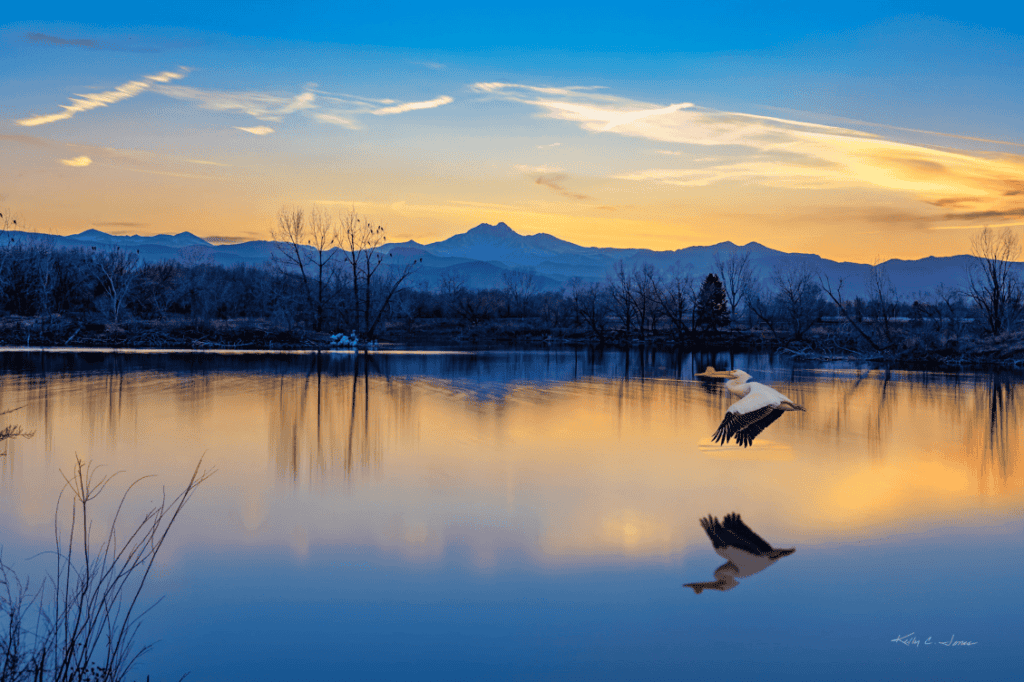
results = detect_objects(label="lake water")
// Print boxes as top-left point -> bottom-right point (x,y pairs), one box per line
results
0,349 -> 1021,681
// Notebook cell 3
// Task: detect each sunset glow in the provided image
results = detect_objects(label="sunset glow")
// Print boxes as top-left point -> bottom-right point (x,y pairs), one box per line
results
2,5 -> 1022,262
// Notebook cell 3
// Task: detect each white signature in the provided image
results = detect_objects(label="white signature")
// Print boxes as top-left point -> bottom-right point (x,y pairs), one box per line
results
891,633 -> 978,647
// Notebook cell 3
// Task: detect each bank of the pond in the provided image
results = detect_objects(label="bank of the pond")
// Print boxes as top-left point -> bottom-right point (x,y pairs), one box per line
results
2,315 -> 1023,368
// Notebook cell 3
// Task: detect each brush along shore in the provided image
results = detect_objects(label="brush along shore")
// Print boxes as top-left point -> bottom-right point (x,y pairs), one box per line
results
1,314 -> 1022,368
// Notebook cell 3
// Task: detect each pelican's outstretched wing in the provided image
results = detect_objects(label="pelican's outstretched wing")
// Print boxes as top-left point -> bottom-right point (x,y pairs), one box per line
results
721,512 -> 773,553
698,514 -> 770,555
699,515 -> 728,548
711,403 -> 784,447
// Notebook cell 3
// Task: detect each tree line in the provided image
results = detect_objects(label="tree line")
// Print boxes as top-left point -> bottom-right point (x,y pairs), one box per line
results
0,204 -> 1020,352
0,206 -> 420,339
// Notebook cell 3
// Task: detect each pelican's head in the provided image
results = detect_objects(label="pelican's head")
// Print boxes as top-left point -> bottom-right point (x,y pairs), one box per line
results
683,576 -> 739,593
696,367 -> 750,382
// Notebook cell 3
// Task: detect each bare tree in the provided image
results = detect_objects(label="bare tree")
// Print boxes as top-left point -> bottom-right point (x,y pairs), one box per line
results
607,261 -> 636,342
271,205 -> 341,331
336,210 -> 420,337
714,249 -> 753,324
0,209 -> 21,313
745,277 -> 782,341
632,263 -> 660,341
936,283 -> 967,337
771,266 -> 824,342
364,252 -> 422,338
339,210 -> 386,334
568,278 -> 610,343
867,263 -> 901,346
963,227 -> 1023,336
33,238 -> 57,317
93,247 -> 139,325
818,273 -> 884,351
438,270 -> 468,318
656,267 -> 695,342
501,267 -> 538,317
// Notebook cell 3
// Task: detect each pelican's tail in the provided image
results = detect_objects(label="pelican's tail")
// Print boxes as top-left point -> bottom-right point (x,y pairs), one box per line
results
768,548 -> 796,559
779,401 -> 805,412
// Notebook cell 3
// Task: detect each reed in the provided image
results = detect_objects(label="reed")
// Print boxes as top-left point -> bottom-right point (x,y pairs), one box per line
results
1,457 -> 212,682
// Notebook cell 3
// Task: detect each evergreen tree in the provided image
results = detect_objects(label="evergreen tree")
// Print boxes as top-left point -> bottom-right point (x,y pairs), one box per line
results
695,273 -> 730,330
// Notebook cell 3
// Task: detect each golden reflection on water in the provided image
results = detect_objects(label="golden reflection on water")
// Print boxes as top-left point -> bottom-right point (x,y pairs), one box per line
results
0,355 -> 1020,567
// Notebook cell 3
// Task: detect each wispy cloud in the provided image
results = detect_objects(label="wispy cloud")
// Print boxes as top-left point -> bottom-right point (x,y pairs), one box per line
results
235,126 -> 274,135
472,83 -> 610,98
372,95 -> 453,116
311,112 -> 360,129
476,81 -> 1024,229
18,69 -> 450,137
535,173 -> 592,201
60,156 -> 92,167
24,32 -> 159,53
538,142 -> 561,149
0,133 -> 56,148
16,69 -> 189,127
515,164 -> 563,174
185,158 -> 231,166
762,105 -> 1024,150
312,90 -> 396,105
930,221 -> 1024,231
515,163 -> 593,201
154,86 -> 314,121
92,222 -> 146,228
26,33 -> 96,48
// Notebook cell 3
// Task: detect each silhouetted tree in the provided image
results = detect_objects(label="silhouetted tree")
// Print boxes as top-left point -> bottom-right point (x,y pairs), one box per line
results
272,205 -> 341,331
818,273 -> 883,351
568,278 -> 610,342
657,269 -> 695,342
694,273 -> 729,331
438,270 -> 468,318
501,267 -> 537,317
964,227 -> 1023,336
772,266 -> 824,342
93,247 -> 139,324
714,249 -> 753,323
867,263 -> 901,346
607,261 -> 637,341
632,263 -> 660,341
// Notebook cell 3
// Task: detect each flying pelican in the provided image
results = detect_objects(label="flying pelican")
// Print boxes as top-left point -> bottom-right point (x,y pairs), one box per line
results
684,513 -> 795,593
697,367 -> 805,447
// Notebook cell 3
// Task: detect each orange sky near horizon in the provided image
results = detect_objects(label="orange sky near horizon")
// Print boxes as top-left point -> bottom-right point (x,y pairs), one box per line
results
3,14 -> 1023,263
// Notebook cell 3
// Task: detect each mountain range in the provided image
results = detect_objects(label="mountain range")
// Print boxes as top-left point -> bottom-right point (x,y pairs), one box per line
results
6,222 -> 1007,300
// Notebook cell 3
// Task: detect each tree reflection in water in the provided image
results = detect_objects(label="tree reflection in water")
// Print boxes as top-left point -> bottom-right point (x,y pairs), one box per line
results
0,350 -> 1019,493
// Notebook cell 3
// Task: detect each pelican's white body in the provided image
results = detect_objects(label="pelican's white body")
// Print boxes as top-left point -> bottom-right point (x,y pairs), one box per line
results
722,371 -> 801,415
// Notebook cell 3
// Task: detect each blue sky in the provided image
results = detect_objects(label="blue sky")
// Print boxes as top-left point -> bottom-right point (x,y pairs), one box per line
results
2,2 -> 1022,261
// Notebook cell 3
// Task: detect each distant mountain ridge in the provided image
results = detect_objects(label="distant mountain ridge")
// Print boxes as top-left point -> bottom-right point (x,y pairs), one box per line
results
4,222 -> 1010,299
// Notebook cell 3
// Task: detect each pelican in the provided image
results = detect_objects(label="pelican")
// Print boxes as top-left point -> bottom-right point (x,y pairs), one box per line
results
684,513 -> 795,593
697,367 -> 805,447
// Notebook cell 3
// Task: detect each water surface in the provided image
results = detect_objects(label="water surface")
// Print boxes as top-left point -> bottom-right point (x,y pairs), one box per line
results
0,349 -> 1020,680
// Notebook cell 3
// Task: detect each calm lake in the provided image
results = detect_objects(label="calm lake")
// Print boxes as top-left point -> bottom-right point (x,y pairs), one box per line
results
1,349 -> 1021,681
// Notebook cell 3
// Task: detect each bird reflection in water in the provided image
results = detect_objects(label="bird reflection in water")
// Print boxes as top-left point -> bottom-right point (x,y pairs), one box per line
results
684,513 -> 795,593
697,367 -> 805,447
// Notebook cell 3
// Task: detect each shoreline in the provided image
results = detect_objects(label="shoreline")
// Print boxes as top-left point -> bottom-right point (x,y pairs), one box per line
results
2,315 -> 1023,370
